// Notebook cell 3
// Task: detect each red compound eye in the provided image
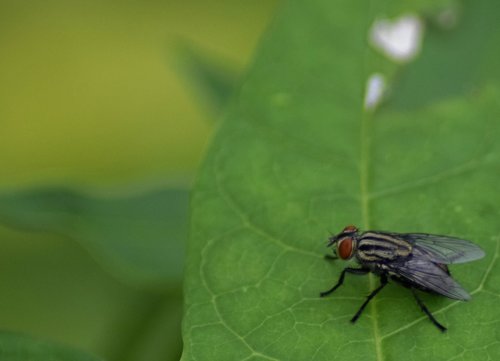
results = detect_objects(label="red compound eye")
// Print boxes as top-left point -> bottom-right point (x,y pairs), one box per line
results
337,237 -> 353,260
343,225 -> 358,234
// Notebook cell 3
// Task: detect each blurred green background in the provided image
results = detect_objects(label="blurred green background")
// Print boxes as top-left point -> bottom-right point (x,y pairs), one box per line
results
0,1 -> 277,360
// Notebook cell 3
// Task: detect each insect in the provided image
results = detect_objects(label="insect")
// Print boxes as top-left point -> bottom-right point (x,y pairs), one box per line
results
321,225 -> 485,332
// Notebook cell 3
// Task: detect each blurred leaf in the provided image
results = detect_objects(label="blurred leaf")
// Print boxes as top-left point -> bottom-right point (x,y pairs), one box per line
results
174,42 -> 239,117
372,0 -> 454,17
0,227 -> 166,361
0,188 -> 188,287
182,0 -> 500,360
120,291 -> 183,361
389,0 -> 500,109
0,332 -> 103,361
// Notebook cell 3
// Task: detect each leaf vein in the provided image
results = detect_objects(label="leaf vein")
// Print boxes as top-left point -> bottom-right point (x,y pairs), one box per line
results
198,232 -> 280,361
369,153 -> 498,200
214,149 -> 320,259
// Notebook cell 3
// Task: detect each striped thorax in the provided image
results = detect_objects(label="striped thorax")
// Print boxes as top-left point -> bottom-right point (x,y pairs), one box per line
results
356,231 -> 412,262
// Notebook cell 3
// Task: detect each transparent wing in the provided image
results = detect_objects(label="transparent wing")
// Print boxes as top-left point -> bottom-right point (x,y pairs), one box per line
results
390,256 -> 471,300
405,233 -> 485,264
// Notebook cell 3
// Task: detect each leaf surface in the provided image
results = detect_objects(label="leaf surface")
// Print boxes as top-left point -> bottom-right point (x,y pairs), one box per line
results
183,0 -> 500,360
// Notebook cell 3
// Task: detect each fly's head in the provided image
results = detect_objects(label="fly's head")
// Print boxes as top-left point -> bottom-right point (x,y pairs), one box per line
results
327,225 -> 358,260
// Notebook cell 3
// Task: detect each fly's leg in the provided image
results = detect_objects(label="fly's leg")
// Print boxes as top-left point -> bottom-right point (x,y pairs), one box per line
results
320,267 -> 369,297
351,273 -> 388,323
411,288 -> 447,332
324,254 -> 338,261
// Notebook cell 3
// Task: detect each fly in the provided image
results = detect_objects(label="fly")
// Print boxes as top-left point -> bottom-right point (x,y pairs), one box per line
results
320,225 -> 485,332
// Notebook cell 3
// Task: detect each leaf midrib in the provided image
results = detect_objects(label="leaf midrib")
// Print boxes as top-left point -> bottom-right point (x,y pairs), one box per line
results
359,100 -> 383,361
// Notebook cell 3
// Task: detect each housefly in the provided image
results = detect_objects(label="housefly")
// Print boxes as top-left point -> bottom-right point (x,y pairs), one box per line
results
321,225 -> 485,332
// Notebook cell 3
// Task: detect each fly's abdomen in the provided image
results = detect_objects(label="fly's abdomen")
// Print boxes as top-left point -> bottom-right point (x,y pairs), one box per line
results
356,232 -> 412,262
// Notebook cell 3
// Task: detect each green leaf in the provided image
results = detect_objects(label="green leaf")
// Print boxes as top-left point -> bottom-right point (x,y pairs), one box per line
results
174,41 -> 239,117
183,0 -> 500,360
0,187 -> 188,287
389,0 -> 500,109
0,226 -> 173,361
0,332 -> 103,361
120,292 -> 183,361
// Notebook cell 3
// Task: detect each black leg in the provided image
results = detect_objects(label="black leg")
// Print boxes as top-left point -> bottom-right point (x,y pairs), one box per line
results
351,274 -> 388,323
411,288 -> 447,332
320,267 -> 369,297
